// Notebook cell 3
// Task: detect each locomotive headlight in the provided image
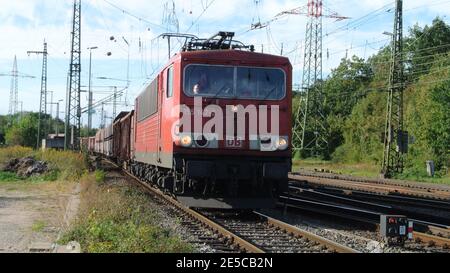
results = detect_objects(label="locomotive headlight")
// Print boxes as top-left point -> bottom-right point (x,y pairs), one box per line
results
181,135 -> 193,147
277,137 -> 289,151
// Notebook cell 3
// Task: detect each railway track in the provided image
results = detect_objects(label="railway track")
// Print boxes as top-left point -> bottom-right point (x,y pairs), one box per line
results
204,211 -> 358,253
290,172 -> 450,201
280,191 -> 450,251
103,159 -> 358,253
99,159 -> 450,252
288,185 -> 450,227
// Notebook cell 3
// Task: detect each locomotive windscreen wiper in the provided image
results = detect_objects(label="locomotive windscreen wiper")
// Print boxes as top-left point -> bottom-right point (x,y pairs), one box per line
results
262,87 -> 277,101
212,84 -> 232,98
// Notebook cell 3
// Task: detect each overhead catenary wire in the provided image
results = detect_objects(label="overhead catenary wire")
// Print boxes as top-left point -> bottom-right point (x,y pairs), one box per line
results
102,0 -> 167,31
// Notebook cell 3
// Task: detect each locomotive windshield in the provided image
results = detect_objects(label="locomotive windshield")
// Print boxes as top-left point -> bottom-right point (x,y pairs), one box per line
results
184,64 -> 286,100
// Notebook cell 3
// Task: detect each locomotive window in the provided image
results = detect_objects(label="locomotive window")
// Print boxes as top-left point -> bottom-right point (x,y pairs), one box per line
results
236,68 -> 285,100
184,65 -> 286,100
137,77 -> 159,122
167,66 -> 174,98
184,65 -> 234,98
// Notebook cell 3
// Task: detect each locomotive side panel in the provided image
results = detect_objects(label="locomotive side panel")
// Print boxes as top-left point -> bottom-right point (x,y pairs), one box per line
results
134,77 -> 165,167
157,63 -> 181,168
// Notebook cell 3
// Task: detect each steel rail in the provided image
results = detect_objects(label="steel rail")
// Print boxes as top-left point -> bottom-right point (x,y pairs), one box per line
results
120,166 -> 265,253
310,187 -> 450,212
281,193 -> 450,250
427,225 -> 450,238
290,173 -> 450,200
253,211 -> 360,253
104,159 -> 359,253
290,172 -> 450,193
413,232 -> 450,248
289,186 -> 450,227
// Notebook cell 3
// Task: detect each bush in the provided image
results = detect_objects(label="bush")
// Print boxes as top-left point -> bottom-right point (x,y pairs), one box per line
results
4,113 -> 39,147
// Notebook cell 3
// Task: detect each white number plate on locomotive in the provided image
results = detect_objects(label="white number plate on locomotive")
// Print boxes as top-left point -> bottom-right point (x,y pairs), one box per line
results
225,138 -> 244,149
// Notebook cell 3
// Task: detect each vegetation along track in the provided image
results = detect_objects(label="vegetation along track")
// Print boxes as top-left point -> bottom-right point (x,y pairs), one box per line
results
290,172 -> 450,201
102,159 -> 357,253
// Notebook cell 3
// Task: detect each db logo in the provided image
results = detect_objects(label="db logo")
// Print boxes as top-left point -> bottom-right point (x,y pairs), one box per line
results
226,138 -> 243,148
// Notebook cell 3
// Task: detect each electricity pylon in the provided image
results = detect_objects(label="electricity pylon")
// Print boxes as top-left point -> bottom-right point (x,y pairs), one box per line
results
381,0 -> 406,178
27,41 -> 49,148
65,0 -> 82,150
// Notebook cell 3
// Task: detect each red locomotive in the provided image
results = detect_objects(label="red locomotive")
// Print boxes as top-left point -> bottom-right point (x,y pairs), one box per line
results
84,32 -> 292,209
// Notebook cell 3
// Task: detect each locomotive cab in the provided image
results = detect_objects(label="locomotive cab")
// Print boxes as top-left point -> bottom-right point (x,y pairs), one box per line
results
132,32 -> 292,209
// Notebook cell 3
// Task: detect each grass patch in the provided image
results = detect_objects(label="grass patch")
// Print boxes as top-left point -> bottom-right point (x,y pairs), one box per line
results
0,146 -> 34,164
293,159 -> 380,178
0,170 -> 60,184
35,149 -> 87,181
0,147 -> 88,182
0,171 -> 21,182
94,170 -> 106,184
60,174 -> 193,253
293,159 -> 450,185
395,172 -> 450,185
32,220 -> 47,232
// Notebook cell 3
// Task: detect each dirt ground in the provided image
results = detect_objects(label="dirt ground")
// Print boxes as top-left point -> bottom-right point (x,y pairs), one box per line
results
0,181 -> 80,253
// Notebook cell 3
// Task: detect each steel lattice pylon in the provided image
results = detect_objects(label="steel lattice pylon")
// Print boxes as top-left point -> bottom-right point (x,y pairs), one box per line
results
382,0 -> 405,178
38,42 -> 48,148
9,56 -> 18,118
162,0 -> 179,33
28,41 -> 49,148
37,42 -> 48,148
293,0 -> 328,157
3,56 -> 34,124
65,0 -> 82,150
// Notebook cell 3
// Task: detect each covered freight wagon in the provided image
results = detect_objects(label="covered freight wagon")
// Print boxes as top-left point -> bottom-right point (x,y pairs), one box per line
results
113,111 -> 135,165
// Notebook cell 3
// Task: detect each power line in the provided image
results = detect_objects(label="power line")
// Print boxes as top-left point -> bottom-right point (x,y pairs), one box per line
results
102,0 -> 167,30
185,0 -> 217,33
325,2 -> 395,38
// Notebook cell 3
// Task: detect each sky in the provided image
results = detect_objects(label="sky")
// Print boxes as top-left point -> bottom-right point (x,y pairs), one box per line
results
0,0 -> 449,128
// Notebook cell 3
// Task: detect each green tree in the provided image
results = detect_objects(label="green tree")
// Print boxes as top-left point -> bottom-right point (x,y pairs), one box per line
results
325,17 -> 450,177
0,116 -> 9,144
80,126 -> 98,138
407,18 -> 450,78
332,91 -> 386,164
405,54 -> 450,176
323,56 -> 374,153
5,113 -> 39,147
